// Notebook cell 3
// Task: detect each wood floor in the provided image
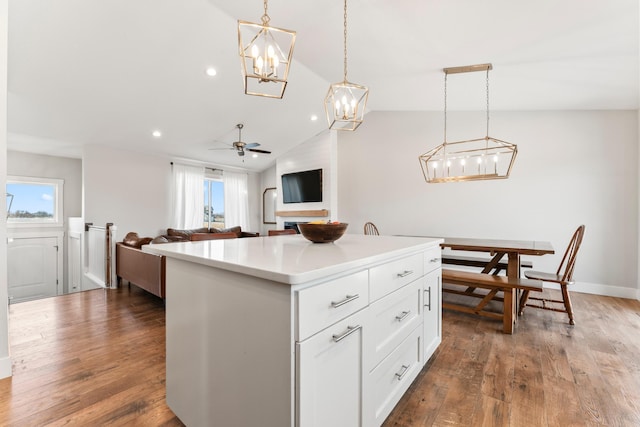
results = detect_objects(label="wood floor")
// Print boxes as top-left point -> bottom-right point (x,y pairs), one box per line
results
0,285 -> 183,426
384,289 -> 640,427
0,286 -> 638,426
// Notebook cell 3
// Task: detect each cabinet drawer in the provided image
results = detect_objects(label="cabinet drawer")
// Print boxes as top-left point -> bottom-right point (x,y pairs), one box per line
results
424,246 -> 441,273
366,325 -> 422,427
296,270 -> 369,341
367,279 -> 422,371
370,253 -> 424,302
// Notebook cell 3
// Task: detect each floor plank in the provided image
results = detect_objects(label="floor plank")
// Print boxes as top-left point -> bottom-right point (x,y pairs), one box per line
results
0,286 -> 639,426
384,289 -> 640,427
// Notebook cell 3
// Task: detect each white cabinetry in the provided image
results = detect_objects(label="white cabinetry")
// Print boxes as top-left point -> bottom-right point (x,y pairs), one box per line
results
156,235 -> 443,427
423,247 -> 442,361
297,309 -> 367,427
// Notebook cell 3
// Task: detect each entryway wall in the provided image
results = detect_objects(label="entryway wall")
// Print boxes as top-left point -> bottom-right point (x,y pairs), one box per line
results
7,150 -> 82,294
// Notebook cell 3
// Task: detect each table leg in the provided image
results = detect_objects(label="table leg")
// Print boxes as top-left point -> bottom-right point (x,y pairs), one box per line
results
505,252 -> 520,332
503,288 -> 514,334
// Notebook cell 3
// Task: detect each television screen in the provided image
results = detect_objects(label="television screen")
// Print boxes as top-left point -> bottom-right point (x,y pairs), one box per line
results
282,169 -> 323,203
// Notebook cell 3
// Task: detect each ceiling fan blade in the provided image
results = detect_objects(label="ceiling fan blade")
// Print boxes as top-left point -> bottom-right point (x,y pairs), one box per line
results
244,142 -> 260,148
208,146 -> 234,151
247,148 -> 271,154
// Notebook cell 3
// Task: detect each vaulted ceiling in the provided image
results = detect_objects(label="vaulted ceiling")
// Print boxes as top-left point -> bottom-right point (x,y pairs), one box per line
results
7,0 -> 639,172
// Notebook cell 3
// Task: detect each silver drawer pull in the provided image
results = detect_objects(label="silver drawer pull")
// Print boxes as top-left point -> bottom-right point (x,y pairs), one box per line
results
331,294 -> 359,308
429,257 -> 439,263
396,270 -> 414,278
395,364 -> 410,380
424,287 -> 431,311
332,325 -> 362,343
395,310 -> 411,322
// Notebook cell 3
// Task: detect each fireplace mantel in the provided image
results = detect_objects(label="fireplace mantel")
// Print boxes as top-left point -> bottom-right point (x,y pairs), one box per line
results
275,209 -> 328,217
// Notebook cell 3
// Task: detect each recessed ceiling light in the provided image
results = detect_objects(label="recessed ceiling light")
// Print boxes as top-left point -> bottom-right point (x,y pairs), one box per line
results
205,67 -> 217,77
310,115 -> 318,121
152,130 -> 162,138
252,153 -> 258,158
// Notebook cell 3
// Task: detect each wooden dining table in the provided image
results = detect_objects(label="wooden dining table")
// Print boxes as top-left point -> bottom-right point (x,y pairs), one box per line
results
440,237 -> 555,332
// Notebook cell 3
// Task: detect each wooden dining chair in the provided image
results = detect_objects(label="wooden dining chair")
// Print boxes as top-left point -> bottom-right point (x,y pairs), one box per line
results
268,229 -> 297,236
364,222 -> 379,235
518,224 -> 585,325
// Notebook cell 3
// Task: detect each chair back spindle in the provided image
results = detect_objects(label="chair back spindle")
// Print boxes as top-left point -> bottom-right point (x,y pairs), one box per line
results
364,222 -> 379,236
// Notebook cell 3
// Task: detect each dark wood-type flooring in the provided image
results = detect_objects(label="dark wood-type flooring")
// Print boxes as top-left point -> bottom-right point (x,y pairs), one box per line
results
0,285 -> 639,426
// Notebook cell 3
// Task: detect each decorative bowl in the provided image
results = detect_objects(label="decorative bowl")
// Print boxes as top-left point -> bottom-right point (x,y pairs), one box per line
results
298,222 -> 348,243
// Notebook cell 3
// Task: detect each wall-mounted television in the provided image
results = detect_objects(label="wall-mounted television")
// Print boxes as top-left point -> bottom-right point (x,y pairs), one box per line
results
282,169 -> 323,204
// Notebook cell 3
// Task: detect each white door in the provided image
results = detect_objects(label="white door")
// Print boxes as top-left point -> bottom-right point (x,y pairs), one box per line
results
8,237 -> 59,304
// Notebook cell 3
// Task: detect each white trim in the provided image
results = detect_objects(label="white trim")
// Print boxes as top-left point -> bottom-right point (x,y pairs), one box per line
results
544,280 -> 639,300
6,176 -> 64,228
0,356 -> 11,379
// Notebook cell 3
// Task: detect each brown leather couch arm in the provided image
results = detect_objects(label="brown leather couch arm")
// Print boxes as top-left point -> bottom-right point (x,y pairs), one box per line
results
116,242 -> 165,298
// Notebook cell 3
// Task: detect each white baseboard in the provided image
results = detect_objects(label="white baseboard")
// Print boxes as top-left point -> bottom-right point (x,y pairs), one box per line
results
545,281 -> 639,300
83,273 -> 106,291
0,355 -> 12,379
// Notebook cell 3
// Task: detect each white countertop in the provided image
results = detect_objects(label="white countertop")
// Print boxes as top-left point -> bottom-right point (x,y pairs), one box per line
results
143,234 -> 443,285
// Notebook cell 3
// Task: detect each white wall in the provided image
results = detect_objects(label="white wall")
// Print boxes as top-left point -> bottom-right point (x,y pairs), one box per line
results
338,110 -> 639,298
7,151 -> 82,292
259,164 -> 277,236
275,131 -> 338,226
83,144 -> 172,240
0,0 -> 10,379
83,144 -> 262,240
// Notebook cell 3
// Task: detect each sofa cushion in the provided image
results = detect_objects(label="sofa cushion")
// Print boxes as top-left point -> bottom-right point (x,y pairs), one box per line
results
190,232 -> 237,241
167,227 -> 209,240
150,236 -> 170,244
216,226 -> 242,238
122,232 -> 153,249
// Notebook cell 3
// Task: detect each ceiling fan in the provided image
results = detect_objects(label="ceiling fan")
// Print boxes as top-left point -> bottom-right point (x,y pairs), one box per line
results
209,123 -> 271,157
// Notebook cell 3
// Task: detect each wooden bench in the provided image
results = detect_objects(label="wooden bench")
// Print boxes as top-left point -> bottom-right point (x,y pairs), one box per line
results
442,268 -> 543,334
442,254 -> 533,275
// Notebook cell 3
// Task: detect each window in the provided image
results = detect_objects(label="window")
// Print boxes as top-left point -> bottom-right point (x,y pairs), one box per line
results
204,177 -> 224,229
6,176 -> 64,227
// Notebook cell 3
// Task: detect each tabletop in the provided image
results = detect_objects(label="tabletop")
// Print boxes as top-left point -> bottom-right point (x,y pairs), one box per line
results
440,237 -> 555,256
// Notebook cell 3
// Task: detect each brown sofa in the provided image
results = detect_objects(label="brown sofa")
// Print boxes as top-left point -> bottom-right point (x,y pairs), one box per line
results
116,227 -> 259,298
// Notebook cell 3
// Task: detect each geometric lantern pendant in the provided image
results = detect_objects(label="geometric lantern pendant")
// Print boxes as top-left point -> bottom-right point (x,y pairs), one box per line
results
419,136 -> 517,183
324,0 -> 369,131
238,5 -> 296,99
324,81 -> 369,131
419,63 -> 518,183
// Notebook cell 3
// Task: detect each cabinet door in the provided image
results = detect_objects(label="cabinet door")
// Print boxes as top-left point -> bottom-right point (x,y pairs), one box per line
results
423,268 -> 442,363
297,309 -> 367,427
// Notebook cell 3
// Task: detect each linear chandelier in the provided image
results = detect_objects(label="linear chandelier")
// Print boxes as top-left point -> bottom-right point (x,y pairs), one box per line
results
324,0 -> 369,131
238,0 -> 296,99
419,64 -> 517,183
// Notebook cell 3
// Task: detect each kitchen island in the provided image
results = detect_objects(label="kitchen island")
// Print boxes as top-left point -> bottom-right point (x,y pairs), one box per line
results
144,234 -> 443,427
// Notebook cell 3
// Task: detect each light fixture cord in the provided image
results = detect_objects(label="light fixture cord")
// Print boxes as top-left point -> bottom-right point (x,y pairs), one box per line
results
443,72 -> 448,143
486,68 -> 490,138
262,0 -> 270,25
343,0 -> 348,82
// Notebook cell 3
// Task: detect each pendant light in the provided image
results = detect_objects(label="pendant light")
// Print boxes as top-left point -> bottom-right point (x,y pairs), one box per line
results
419,64 -> 517,183
324,0 -> 369,131
238,0 -> 296,99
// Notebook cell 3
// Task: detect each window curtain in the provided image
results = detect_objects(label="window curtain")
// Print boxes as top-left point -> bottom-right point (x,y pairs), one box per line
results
223,170 -> 249,230
170,163 -> 205,229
